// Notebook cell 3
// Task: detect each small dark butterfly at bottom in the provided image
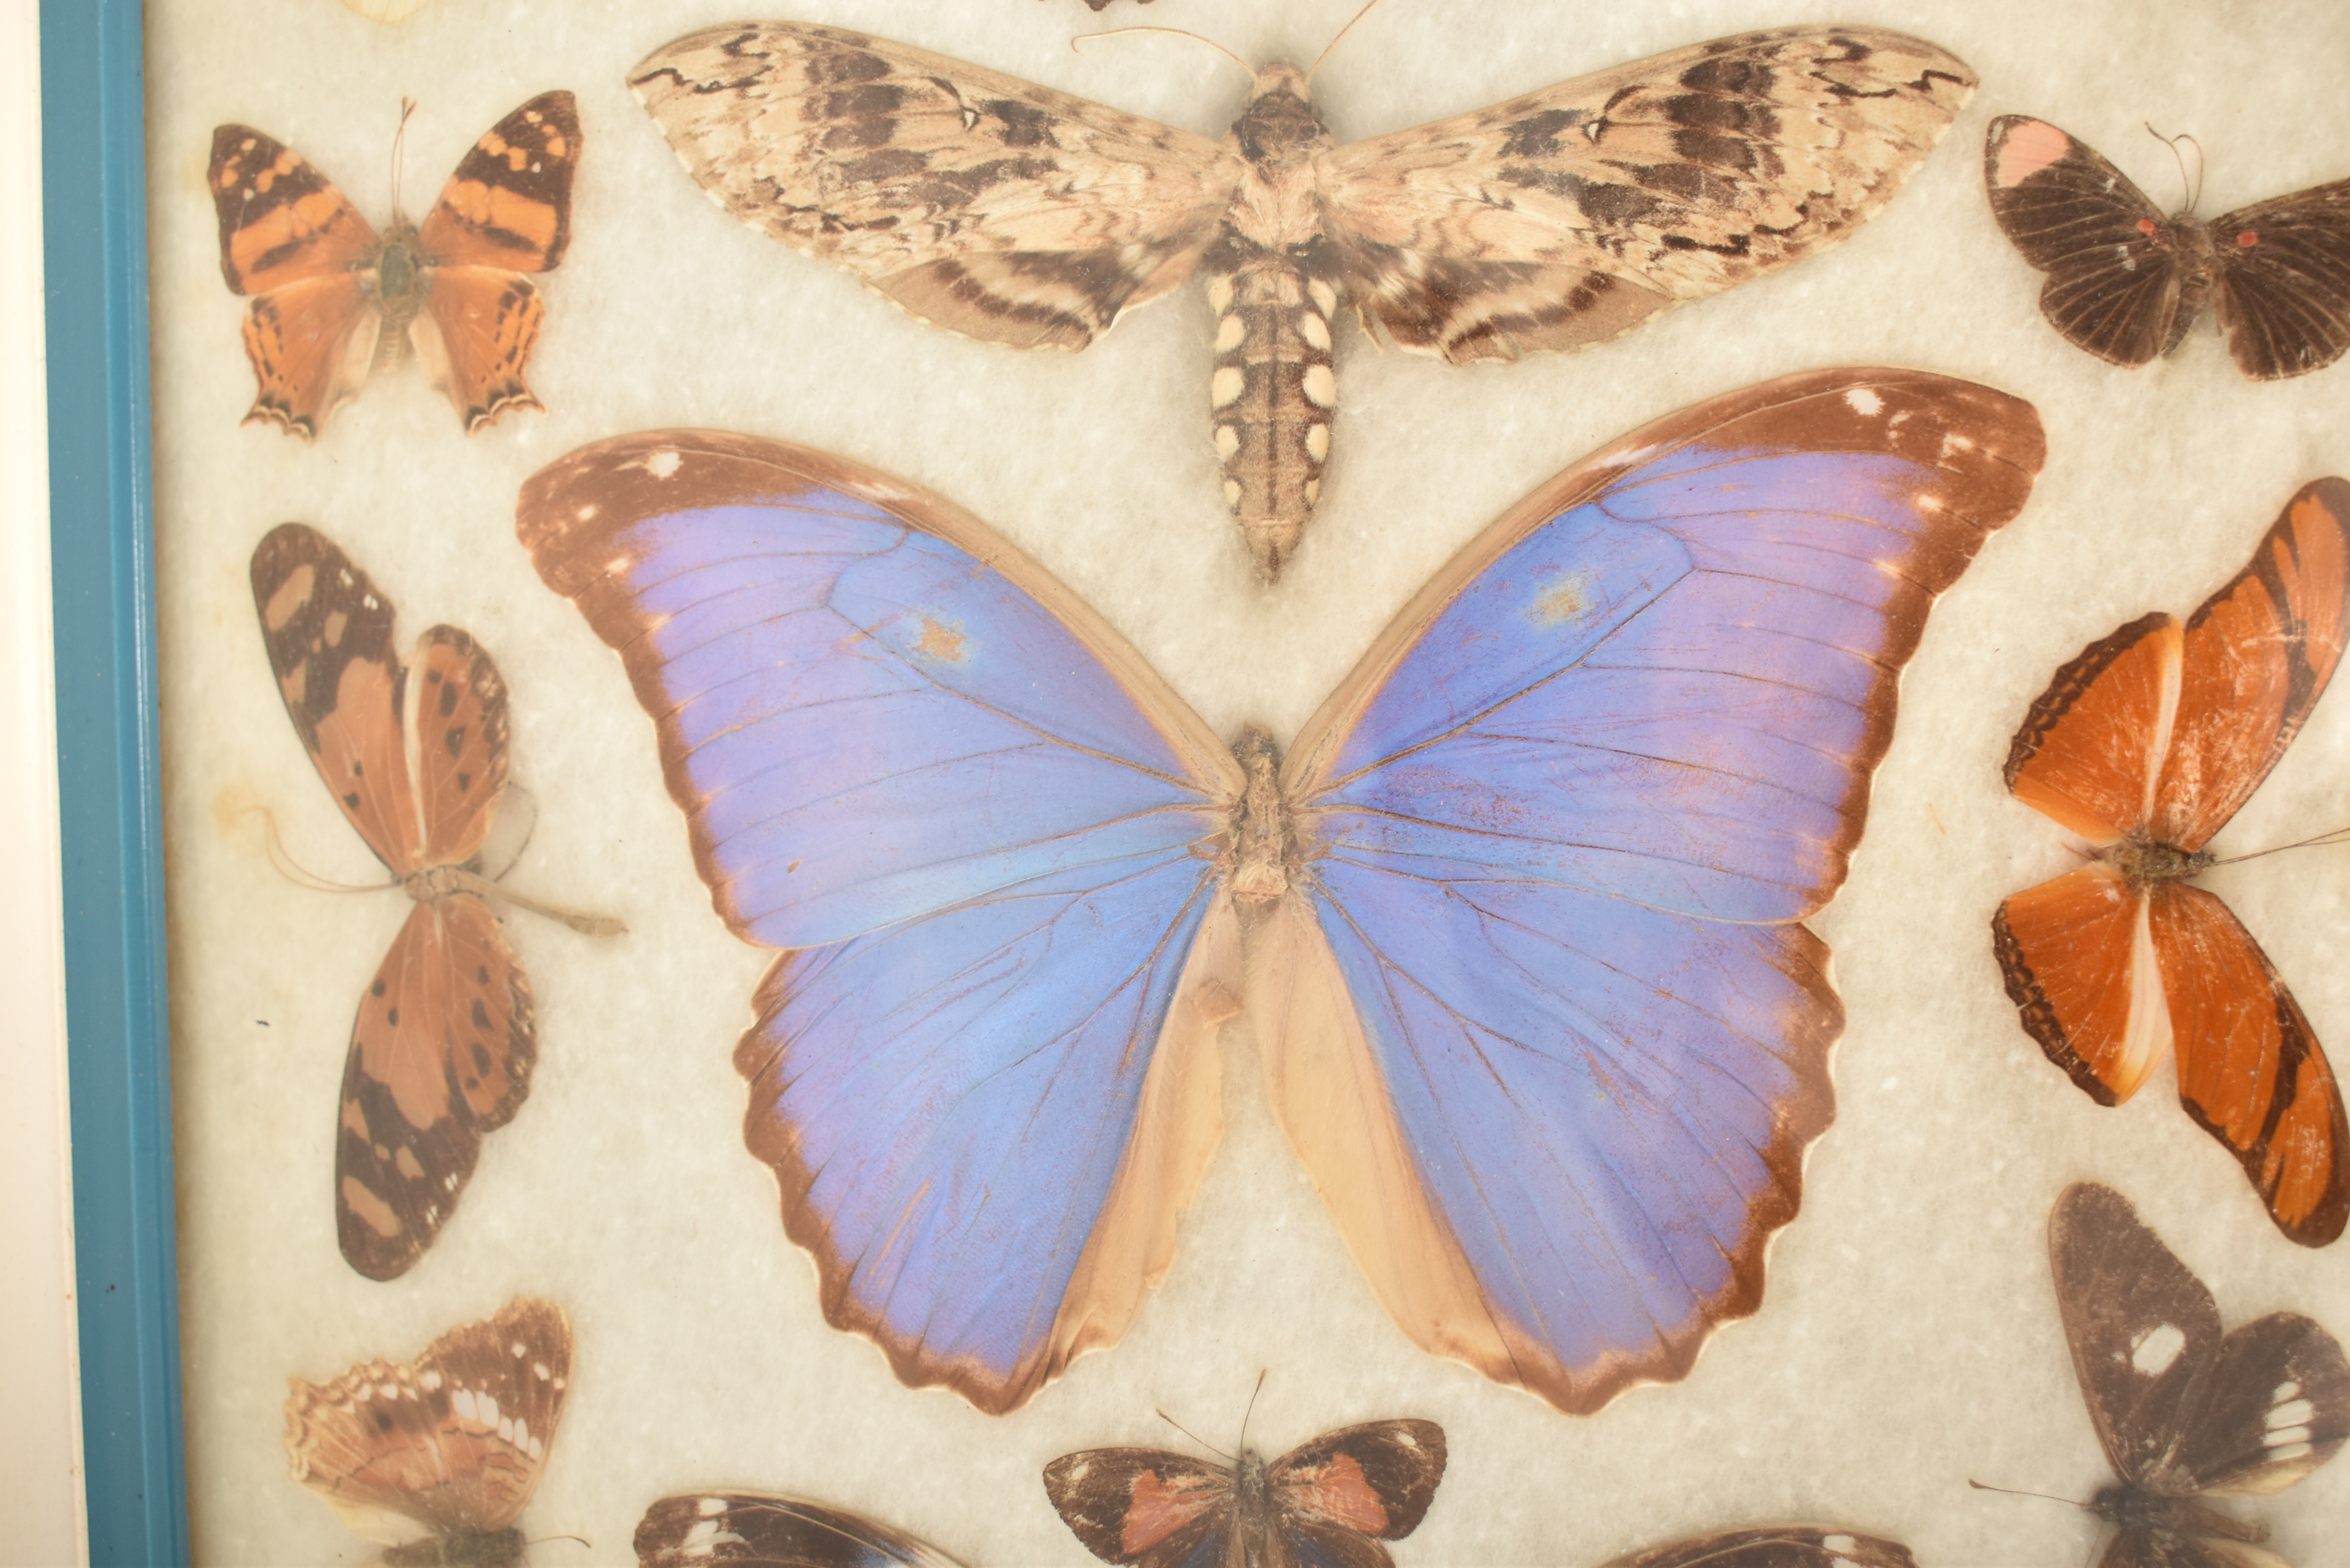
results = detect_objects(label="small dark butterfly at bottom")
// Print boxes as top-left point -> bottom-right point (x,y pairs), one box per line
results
285,1297 -> 572,1567
1984,115 -> 2350,379
1045,1417 -> 1444,1566
635,1492 -> 965,1566
2032,1182 -> 2349,1566
1600,1527 -> 1914,1568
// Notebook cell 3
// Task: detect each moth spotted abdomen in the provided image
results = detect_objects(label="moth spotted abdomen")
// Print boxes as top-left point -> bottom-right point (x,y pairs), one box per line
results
634,20 -> 1974,580
1206,243 -> 1340,578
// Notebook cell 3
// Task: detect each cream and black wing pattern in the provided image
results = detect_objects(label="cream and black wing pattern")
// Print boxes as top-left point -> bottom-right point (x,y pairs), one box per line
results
1318,28 -> 1975,363
633,21 -> 1973,579
629,24 -> 1242,351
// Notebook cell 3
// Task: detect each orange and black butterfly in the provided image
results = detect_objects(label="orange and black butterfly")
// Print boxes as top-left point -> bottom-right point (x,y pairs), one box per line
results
2040,1183 -> 2348,1566
1045,1419 -> 1445,1566
1993,479 -> 2350,1246
286,1297 -> 572,1567
209,90 -> 580,437
1984,116 -> 2350,381
252,523 -> 618,1279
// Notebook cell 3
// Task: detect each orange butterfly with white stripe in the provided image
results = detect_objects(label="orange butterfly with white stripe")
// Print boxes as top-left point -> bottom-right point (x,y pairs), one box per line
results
1993,479 -> 2350,1246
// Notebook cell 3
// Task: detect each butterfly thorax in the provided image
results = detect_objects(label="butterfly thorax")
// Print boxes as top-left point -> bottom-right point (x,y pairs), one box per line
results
383,1526 -> 526,1568
1227,1446 -> 1277,1562
405,862 -> 478,904
2091,1482 -> 2268,1546
1229,727 -> 1297,902
2100,826 -> 2214,890
1223,65 -> 1333,237
1205,67 -> 1344,577
369,215 -> 431,372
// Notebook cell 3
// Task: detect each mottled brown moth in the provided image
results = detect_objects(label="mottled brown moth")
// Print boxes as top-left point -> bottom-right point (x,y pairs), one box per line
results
632,17 -> 1975,579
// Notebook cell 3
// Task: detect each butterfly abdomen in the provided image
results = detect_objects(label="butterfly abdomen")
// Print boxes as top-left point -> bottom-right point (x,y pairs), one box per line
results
371,226 -> 429,374
1204,239 -> 1341,579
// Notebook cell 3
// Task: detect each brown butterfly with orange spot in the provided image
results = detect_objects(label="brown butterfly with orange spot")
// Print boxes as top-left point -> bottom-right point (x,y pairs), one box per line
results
1993,479 -> 2350,1246
286,1297 -> 572,1567
209,90 -> 579,437
1045,1418 -> 1445,1567
252,524 -> 619,1281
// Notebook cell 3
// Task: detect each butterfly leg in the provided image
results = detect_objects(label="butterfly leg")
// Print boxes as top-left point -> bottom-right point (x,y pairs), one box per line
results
1203,238 -> 1342,581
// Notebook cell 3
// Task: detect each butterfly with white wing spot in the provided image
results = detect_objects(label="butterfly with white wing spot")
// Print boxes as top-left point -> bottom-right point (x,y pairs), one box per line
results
1984,116 -> 2350,380
631,17 -> 1974,579
1600,1527 -> 1915,1568
285,1297 -> 572,1568
635,1492 -> 966,1567
2034,1182 -> 2349,1567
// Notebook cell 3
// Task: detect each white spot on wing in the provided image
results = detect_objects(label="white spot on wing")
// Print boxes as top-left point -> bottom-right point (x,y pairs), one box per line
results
1845,387 -> 1885,417
644,450 -> 683,480
2268,1397 -> 2316,1429
2130,1322 -> 2187,1377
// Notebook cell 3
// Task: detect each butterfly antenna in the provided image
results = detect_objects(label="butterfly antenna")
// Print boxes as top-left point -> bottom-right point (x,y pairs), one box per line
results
1071,25 -> 1251,82
524,1533 -> 593,1554
2211,823 -> 2350,864
388,97 -> 417,218
1154,1408 -> 1236,1463
2145,122 -> 2204,214
1238,1368 -> 1267,1453
444,869 -> 628,937
1307,0 -> 1382,88
1968,1479 -> 2090,1511
250,805 -> 391,896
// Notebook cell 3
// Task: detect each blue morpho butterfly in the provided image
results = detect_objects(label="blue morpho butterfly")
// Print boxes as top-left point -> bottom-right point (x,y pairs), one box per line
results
517,367 -> 2045,1417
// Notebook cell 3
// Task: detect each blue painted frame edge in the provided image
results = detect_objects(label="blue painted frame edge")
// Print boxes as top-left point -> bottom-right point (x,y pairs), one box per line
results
42,0 -> 189,1563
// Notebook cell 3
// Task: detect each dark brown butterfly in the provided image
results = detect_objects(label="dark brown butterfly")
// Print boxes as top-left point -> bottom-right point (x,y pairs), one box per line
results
1600,1528 -> 1915,1568
635,1492 -> 965,1566
2043,1182 -> 2349,1566
1045,1418 -> 1445,1566
285,1297 -> 572,1567
1984,115 -> 2350,379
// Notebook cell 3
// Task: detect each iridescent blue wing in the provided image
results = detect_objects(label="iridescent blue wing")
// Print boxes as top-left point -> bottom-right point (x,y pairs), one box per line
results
520,434 -> 1244,1414
1263,369 -> 2045,1413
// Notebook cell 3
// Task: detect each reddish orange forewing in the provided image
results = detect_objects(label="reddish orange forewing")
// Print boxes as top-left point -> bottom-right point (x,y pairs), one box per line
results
286,1297 -> 570,1565
209,91 -> 578,436
1995,480 -> 2350,1245
252,524 -> 536,1279
1044,1419 -> 1444,1566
